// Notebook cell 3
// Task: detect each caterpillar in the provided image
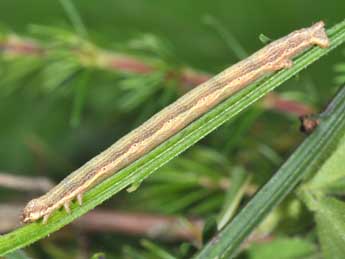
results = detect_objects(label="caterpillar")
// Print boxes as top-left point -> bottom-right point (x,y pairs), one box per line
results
22,21 -> 329,224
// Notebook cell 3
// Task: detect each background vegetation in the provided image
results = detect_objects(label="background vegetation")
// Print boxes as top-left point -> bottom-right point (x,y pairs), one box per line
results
0,1 -> 345,258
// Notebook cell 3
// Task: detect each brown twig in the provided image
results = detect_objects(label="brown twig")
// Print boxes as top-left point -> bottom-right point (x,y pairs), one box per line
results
0,204 -> 203,243
104,52 -> 155,74
198,176 -> 257,195
0,172 -> 54,192
0,204 -> 23,232
76,209 -> 204,243
0,203 -> 275,249
0,171 -> 253,244
262,92 -> 314,116
0,34 -> 314,116
0,35 -> 43,55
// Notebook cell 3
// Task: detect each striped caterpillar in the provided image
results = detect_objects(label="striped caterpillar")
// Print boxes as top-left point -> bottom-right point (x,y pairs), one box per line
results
22,21 -> 329,224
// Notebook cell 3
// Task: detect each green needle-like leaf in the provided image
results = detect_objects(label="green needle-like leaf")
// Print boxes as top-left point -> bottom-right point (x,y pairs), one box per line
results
217,167 -> 250,230
194,86 -> 345,258
306,134 -> 345,192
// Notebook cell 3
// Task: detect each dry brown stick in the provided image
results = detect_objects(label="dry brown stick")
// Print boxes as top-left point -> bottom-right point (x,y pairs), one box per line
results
0,204 -> 203,243
1,169 -> 203,242
0,172 -> 53,192
0,34 -> 314,116
0,204 -> 275,248
76,209 -> 204,243
0,170 -> 202,241
0,204 -> 24,232
0,35 -> 43,55
198,176 -> 257,195
262,92 -> 314,116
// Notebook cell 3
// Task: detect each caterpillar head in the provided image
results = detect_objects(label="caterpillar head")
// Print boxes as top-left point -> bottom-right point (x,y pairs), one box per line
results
21,198 -> 48,223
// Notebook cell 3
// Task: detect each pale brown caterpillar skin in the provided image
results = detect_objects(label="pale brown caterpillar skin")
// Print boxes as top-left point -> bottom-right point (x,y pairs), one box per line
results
22,21 -> 329,224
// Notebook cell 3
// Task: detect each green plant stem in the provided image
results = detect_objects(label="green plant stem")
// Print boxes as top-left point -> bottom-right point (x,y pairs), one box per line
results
195,86 -> 345,258
1,19 -> 345,256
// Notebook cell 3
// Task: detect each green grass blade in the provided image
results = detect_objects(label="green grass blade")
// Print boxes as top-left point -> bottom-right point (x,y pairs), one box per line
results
1,19 -> 345,256
217,167 -> 249,230
194,86 -> 345,258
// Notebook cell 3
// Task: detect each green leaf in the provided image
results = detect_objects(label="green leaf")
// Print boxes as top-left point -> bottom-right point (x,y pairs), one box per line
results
140,240 -> 176,259
315,197 -> 345,259
306,134 -> 345,193
0,56 -> 43,96
246,237 -> 316,259
127,34 -> 176,63
1,19 -> 345,257
118,73 -> 164,111
41,59 -> 80,91
91,252 -> 106,259
217,167 -> 250,230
